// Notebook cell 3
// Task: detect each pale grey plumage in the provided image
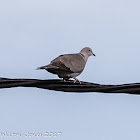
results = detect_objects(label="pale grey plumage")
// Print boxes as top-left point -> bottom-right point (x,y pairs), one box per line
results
37,47 -> 95,83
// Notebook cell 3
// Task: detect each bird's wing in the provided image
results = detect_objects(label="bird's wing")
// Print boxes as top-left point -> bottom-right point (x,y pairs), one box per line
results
51,53 -> 86,73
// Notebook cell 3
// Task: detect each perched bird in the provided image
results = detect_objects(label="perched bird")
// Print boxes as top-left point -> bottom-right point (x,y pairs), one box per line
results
37,47 -> 95,83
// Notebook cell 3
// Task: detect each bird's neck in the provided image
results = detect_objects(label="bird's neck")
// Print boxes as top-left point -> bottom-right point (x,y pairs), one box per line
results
80,53 -> 89,61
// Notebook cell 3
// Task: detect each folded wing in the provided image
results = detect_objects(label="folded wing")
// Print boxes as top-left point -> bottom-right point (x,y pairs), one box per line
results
51,53 -> 86,73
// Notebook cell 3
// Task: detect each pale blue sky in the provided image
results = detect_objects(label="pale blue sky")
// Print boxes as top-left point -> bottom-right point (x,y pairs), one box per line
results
0,0 -> 140,140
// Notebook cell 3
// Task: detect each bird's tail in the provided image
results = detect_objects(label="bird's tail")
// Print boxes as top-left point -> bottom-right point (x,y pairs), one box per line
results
36,66 -> 45,70
36,64 -> 58,70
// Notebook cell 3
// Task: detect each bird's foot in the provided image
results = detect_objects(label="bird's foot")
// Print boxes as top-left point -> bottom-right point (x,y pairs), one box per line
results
73,78 -> 81,84
63,79 -> 66,82
63,78 -> 69,82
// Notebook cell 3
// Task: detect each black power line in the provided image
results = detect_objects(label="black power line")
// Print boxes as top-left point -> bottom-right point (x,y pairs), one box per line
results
0,78 -> 140,95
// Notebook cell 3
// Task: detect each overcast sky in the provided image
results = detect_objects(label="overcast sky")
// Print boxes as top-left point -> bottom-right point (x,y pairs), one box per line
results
0,0 -> 140,140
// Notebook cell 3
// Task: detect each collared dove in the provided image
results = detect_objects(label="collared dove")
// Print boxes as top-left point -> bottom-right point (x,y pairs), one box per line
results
37,47 -> 95,83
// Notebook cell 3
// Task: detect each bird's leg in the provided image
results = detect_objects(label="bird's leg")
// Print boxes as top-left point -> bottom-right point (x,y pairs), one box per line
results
63,78 -> 66,82
63,78 -> 69,82
73,78 -> 81,84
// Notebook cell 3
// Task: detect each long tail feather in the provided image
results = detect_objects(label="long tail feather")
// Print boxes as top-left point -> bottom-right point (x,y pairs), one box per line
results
36,64 -> 58,70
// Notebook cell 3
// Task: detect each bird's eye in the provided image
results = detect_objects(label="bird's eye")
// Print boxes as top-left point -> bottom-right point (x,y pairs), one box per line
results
89,50 -> 90,51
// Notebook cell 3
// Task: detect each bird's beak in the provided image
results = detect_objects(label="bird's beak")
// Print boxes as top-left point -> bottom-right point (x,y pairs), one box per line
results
92,53 -> 96,56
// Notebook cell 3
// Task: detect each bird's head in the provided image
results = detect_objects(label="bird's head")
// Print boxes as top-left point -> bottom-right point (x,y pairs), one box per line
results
80,47 -> 96,57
